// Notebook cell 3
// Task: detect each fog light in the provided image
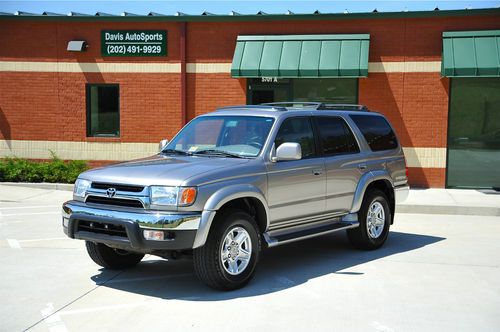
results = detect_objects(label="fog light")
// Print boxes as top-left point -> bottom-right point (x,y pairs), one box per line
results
143,230 -> 164,241
62,217 -> 69,228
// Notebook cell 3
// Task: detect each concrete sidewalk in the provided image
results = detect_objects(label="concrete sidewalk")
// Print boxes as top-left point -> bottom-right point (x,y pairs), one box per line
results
1,182 -> 499,216
397,188 -> 500,216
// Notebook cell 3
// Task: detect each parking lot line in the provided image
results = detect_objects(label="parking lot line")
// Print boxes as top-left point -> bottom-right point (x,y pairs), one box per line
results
0,205 -> 61,210
1,211 -> 60,217
7,239 -> 21,249
59,301 -> 152,316
40,302 -> 68,332
18,237 -> 69,243
103,272 -> 194,285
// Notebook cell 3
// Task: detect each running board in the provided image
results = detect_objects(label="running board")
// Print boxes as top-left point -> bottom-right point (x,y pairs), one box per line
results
264,221 -> 359,248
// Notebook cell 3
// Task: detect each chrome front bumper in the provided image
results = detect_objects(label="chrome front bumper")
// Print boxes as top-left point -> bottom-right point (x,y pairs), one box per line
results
62,200 -> 203,251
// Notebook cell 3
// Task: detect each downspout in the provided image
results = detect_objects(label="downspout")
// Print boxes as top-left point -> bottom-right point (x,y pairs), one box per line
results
180,21 -> 187,125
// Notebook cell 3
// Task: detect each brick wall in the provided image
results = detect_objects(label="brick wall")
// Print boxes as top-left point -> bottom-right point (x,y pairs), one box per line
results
1,13 -> 500,188
0,72 -> 182,143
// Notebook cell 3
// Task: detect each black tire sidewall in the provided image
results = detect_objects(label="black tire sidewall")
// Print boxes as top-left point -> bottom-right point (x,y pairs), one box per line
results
214,211 -> 260,286
359,190 -> 391,248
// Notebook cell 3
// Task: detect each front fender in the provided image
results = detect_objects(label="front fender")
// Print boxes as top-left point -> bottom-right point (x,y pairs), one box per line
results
192,184 -> 269,248
350,170 -> 393,213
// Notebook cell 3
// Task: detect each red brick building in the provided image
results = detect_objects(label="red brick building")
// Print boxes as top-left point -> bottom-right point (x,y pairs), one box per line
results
1,8 -> 499,188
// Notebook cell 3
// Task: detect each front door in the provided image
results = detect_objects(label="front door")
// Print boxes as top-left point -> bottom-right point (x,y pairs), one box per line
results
266,117 -> 326,225
248,78 -> 291,105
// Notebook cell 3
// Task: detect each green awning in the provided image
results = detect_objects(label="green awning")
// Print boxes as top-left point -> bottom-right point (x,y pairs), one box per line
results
442,30 -> 500,77
231,34 -> 370,78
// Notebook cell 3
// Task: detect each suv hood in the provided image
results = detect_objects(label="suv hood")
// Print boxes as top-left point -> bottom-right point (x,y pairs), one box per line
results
80,154 -> 251,186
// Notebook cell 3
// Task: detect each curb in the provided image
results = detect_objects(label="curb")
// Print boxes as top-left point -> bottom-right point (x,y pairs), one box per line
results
0,182 -> 74,192
396,204 -> 500,217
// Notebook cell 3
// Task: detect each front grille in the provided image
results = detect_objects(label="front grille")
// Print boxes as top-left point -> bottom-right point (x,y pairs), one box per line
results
77,220 -> 128,238
86,195 -> 144,208
91,182 -> 144,193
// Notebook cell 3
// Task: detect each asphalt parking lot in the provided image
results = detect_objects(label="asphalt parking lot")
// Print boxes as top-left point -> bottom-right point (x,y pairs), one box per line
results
1,185 -> 499,332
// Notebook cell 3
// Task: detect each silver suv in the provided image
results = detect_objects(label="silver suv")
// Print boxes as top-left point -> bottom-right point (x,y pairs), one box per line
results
62,103 -> 409,290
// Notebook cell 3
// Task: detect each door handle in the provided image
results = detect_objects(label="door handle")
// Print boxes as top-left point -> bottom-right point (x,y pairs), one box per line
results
312,169 -> 323,176
358,164 -> 367,171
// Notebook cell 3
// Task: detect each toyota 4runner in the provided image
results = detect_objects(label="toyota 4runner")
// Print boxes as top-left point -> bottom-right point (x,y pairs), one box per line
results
62,103 -> 409,290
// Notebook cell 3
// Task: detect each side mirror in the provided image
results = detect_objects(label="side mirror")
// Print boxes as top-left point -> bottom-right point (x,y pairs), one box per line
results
273,142 -> 302,162
159,139 -> 169,151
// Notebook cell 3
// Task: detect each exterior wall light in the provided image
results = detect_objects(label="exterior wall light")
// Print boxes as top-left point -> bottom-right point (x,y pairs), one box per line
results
67,40 -> 88,52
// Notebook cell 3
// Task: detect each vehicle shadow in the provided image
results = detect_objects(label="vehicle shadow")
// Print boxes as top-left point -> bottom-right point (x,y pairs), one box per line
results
91,231 -> 444,301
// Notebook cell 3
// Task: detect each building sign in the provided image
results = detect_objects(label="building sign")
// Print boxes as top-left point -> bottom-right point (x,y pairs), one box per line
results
261,77 -> 279,83
101,30 -> 167,56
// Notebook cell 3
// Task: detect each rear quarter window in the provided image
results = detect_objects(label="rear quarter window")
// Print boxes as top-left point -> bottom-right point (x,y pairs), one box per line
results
350,114 -> 398,151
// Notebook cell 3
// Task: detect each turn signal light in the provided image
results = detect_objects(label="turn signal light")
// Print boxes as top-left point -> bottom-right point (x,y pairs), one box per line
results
179,187 -> 197,206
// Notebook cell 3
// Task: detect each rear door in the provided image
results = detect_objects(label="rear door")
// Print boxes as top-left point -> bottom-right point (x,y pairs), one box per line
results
314,116 -> 364,213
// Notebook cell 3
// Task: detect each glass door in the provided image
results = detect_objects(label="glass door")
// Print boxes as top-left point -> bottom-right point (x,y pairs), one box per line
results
447,78 -> 500,189
247,78 -> 358,105
247,78 -> 291,105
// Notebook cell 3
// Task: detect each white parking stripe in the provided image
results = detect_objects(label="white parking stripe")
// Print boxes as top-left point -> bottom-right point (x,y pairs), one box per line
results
59,302 -> 151,316
18,237 -> 68,243
41,302 -> 68,332
103,273 -> 193,285
0,205 -> 61,210
1,211 -> 60,217
7,239 -> 21,249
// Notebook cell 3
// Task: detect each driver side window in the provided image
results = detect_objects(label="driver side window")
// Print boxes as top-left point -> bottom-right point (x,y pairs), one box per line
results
275,117 -> 316,158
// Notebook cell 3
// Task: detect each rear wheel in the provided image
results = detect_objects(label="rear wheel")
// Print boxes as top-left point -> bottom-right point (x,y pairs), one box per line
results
193,209 -> 261,291
85,241 -> 144,269
347,189 -> 391,250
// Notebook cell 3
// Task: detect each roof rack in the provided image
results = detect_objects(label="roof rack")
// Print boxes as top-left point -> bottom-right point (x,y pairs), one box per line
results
262,102 -> 323,108
216,105 -> 288,112
317,104 -> 369,111
261,102 -> 369,112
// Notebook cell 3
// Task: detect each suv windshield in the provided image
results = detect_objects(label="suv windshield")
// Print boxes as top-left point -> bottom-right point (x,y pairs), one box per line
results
164,116 -> 275,158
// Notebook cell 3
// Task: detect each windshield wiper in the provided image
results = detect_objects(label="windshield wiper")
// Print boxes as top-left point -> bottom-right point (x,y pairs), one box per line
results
191,149 -> 247,159
160,149 -> 191,156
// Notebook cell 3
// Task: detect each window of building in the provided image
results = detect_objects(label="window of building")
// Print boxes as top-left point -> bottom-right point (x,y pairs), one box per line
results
248,78 -> 357,105
86,84 -> 120,137
447,78 -> 500,189
292,79 -> 358,104
315,117 -> 360,155
350,114 -> 398,151
275,117 -> 316,158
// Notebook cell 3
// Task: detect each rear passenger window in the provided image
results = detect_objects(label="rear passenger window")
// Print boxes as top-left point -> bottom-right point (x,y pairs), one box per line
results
316,117 -> 360,155
275,117 -> 316,158
350,114 -> 398,151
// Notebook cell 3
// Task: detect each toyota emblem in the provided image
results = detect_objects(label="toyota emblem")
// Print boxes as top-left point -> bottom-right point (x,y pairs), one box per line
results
106,188 -> 117,198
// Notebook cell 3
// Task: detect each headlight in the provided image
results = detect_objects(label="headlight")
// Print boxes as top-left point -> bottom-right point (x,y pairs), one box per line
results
74,179 -> 91,198
150,186 -> 197,206
150,186 -> 178,206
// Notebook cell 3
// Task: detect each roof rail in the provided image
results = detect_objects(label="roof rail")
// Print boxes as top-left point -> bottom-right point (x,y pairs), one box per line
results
317,104 -> 369,111
261,102 -> 323,108
216,105 -> 288,112
262,102 -> 369,111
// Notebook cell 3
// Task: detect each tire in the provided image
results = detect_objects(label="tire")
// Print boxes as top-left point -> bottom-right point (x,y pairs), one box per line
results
193,209 -> 261,291
347,189 -> 391,250
85,241 -> 144,269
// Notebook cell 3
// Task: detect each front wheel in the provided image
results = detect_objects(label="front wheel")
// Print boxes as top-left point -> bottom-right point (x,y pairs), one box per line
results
85,241 -> 144,269
193,209 -> 261,291
347,189 -> 391,250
